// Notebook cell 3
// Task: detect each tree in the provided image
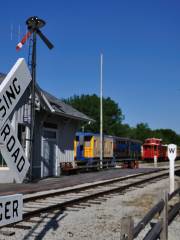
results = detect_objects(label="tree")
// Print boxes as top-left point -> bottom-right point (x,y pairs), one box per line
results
153,129 -> 180,145
64,94 -> 124,135
130,123 -> 152,141
64,94 -> 180,145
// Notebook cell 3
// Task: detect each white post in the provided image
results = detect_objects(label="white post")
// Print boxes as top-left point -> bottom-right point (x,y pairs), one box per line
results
168,144 -> 177,194
154,155 -> 157,168
100,53 -> 103,169
170,156 -> 175,194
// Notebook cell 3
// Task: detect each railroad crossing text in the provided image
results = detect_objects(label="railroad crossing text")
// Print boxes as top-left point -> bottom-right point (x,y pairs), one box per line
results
0,58 -> 31,130
0,194 -> 23,227
0,120 -> 30,183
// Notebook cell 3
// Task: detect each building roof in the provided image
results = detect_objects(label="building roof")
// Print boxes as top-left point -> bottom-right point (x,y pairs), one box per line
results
0,73 -> 93,122
39,87 -> 94,122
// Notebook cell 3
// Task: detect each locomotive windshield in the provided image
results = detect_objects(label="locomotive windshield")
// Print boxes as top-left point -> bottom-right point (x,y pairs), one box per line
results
84,136 -> 92,141
144,146 -> 151,150
84,136 -> 92,147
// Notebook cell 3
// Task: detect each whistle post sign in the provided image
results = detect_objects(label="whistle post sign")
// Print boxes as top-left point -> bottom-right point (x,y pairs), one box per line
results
168,144 -> 177,161
168,144 -> 177,194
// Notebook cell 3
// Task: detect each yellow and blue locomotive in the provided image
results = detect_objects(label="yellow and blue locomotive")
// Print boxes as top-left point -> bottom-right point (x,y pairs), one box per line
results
74,132 -> 141,168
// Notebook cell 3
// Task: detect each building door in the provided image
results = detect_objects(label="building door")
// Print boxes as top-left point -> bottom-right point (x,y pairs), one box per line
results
41,129 -> 57,178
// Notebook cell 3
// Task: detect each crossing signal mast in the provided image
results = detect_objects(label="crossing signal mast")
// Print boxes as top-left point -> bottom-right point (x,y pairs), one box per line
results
16,16 -> 54,181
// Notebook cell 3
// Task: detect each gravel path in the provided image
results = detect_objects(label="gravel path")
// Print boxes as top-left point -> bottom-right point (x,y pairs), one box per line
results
2,178 -> 180,240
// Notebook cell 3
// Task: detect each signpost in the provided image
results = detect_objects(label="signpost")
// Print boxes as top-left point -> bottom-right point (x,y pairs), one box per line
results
0,194 -> 23,227
0,58 -> 31,225
168,144 -> 177,193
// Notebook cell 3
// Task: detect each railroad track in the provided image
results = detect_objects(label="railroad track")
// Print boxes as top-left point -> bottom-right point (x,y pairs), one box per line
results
22,167 -> 180,219
1,167 -> 180,237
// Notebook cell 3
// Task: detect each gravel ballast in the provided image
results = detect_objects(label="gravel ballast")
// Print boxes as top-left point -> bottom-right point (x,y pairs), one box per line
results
1,178 -> 180,240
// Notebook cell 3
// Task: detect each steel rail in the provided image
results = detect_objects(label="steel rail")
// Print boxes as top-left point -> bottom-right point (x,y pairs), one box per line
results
23,168 -> 167,203
2,167 -> 180,231
22,169 -> 179,220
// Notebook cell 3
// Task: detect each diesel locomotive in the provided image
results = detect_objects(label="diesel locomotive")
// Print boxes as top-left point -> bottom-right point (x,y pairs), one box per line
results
74,132 -> 142,168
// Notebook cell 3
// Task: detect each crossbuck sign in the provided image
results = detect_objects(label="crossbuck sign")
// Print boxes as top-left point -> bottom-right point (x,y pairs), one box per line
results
0,58 -> 31,183
0,194 -> 23,227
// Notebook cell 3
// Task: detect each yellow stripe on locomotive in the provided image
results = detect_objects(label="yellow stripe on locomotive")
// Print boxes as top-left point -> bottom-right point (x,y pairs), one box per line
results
74,132 -> 114,161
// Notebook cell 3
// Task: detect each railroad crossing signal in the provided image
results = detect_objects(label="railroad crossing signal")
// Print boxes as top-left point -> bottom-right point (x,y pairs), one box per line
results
0,58 -> 31,183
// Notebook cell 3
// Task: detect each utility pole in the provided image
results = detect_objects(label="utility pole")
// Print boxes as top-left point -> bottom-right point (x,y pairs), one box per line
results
29,30 -> 36,181
16,16 -> 54,181
100,53 -> 103,169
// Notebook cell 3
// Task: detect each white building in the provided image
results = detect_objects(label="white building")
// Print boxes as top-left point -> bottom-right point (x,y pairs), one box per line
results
0,73 -> 92,182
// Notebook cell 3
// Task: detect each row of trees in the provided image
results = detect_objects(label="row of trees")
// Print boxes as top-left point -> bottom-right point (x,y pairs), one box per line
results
64,94 -> 180,145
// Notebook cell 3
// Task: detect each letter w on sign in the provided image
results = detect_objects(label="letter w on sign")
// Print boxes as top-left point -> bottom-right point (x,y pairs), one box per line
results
168,144 -> 177,161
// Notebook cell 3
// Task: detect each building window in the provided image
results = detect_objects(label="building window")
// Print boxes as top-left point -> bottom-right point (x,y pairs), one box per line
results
43,130 -> 57,139
43,122 -> 58,129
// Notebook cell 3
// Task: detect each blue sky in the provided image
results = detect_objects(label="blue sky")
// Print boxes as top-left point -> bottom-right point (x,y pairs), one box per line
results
1,1 -> 180,133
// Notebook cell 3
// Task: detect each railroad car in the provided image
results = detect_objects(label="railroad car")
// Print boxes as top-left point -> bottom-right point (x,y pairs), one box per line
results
177,147 -> 180,160
113,137 -> 141,159
74,132 -> 114,167
142,138 -> 167,161
74,132 -> 141,168
113,136 -> 141,168
142,138 -> 180,161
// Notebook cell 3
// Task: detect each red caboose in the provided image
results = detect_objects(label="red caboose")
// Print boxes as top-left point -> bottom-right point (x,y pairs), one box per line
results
142,138 -> 167,161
